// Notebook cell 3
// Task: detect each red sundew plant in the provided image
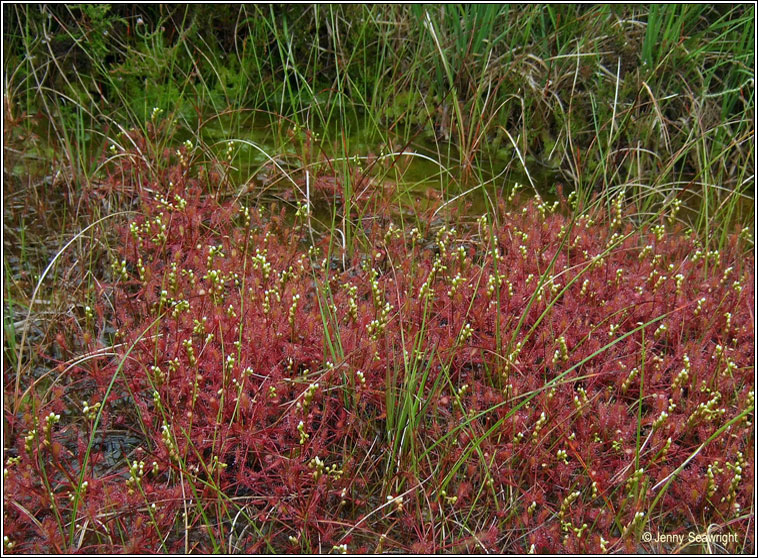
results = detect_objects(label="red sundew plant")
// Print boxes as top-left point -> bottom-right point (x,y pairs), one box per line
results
3,138 -> 754,554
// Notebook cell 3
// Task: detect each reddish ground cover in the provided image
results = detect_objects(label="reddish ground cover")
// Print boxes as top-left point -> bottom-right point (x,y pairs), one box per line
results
4,151 -> 753,553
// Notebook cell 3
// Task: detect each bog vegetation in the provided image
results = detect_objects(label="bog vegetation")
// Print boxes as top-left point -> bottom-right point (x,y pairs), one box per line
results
3,4 -> 754,554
